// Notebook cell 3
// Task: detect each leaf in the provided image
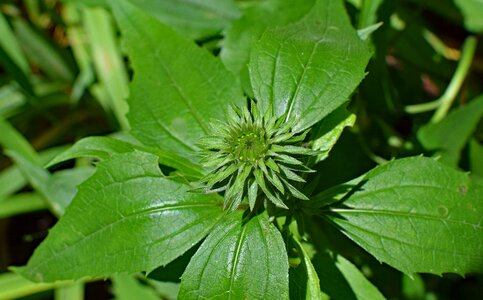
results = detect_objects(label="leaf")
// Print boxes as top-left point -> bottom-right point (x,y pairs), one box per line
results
325,157 -> 483,275
0,118 -> 40,165
0,193 -> 46,218
12,18 -> 74,82
418,95 -> 483,167
0,272 -> 73,300
47,136 -> 204,179
54,282 -> 84,300
249,0 -> 371,132
401,273 -> 425,300
15,151 -> 225,282
220,0 -> 315,75
290,238 -> 328,300
0,145 -> 68,202
313,251 -> 386,300
454,0 -> 483,33
469,139 -> 483,182
112,274 -> 159,300
110,0 -> 244,160
128,0 -> 241,40
312,105 -> 356,163
82,6 -> 130,130
179,212 -> 289,299
7,150 -> 95,217
0,13 -> 30,73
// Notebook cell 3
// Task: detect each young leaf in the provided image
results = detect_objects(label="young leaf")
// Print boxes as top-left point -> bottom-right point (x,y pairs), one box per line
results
313,251 -> 386,300
325,157 -> 483,276
14,151 -> 225,282
109,0 -> 244,160
179,212 -> 289,299
249,0 -> 371,132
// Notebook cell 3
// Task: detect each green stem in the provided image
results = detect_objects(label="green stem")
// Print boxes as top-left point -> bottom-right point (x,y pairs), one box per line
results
431,36 -> 477,123
404,36 -> 477,118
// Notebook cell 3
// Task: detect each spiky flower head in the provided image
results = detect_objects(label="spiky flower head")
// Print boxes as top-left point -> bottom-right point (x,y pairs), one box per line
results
197,101 -> 316,211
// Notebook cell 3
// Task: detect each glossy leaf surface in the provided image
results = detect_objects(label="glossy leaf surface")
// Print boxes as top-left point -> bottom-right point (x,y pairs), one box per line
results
327,157 -> 483,275
110,0 -> 244,160
249,0 -> 371,132
179,212 -> 289,299
16,151 -> 225,282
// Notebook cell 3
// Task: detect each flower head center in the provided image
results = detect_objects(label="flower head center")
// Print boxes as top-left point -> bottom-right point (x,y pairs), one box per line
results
235,130 -> 267,163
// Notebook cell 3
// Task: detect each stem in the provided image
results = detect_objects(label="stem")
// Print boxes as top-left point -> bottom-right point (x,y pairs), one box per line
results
431,36 -> 477,123
404,36 -> 477,118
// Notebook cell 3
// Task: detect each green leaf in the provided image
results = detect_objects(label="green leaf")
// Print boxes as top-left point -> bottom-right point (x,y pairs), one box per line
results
112,274 -> 159,300
469,139 -> 483,182
128,0 -> 241,40
82,6 -> 130,130
0,145 -> 68,202
179,212 -> 289,299
0,118 -> 40,165
454,0 -> 483,33
15,151 -> 225,282
220,0 -> 315,75
402,273 -> 425,300
290,238 -> 327,300
312,105 -> 356,163
313,251 -> 386,300
7,149 -> 95,217
0,13 -> 29,73
54,282 -> 84,300
0,193 -> 46,218
418,95 -> 483,167
110,0 -> 244,160
325,157 -> 483,275
47,136 -> 204,179
0,272 -> 74,300
249,0 -> 371,132
12,19 -> 74,82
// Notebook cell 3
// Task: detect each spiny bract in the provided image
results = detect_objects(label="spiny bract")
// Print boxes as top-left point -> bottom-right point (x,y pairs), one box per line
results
197,101 -> 316,211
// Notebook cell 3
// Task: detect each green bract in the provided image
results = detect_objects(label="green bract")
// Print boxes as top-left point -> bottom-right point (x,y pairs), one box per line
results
198,102 -> 315,211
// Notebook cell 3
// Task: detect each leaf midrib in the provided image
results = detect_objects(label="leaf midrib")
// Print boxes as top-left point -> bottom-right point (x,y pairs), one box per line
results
27,202 -> 220,274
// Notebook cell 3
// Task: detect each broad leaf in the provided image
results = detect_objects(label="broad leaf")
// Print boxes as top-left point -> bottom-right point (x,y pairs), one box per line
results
313,251 -> 386,300
418,95 -> 483,167
179,212 -> 289,299
15,151 -> 225,282
47,136 -> 204,179
325,157 -> 483,275
221,0 -> 315,75
110,0 -> 244,160
128,0 -> 241,40
249,0 -> 371,132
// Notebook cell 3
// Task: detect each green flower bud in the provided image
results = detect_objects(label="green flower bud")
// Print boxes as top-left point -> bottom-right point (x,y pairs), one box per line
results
197,101 -> 315,211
